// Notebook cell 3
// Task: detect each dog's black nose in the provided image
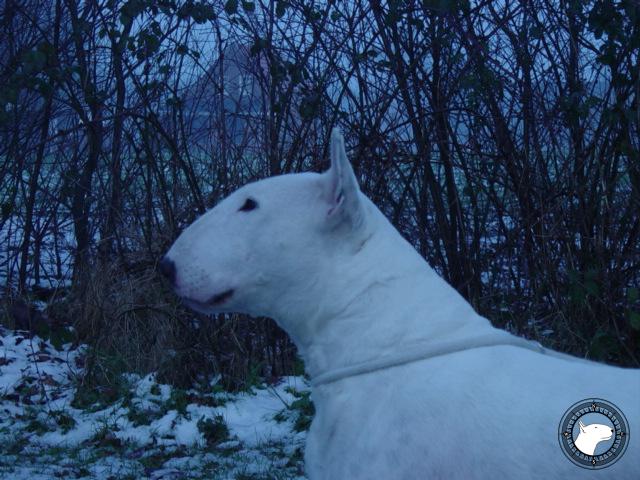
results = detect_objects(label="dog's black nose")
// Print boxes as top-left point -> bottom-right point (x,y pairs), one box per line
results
159,256 -> 176,285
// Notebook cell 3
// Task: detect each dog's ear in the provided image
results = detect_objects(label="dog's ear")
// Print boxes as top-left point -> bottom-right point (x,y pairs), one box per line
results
322,128 -> 364,230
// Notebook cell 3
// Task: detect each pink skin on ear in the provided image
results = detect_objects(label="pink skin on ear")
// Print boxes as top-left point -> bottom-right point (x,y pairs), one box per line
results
325,128 -> 362,228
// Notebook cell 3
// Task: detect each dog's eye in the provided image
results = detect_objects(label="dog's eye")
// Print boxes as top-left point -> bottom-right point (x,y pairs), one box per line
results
239,198 -> 258,212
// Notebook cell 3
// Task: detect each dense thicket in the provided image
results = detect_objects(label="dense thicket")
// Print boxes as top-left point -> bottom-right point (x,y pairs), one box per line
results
1,0 -> 638,389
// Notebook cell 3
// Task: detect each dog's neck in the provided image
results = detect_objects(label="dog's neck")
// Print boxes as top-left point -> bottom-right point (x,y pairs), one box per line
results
271,198 -> 495,380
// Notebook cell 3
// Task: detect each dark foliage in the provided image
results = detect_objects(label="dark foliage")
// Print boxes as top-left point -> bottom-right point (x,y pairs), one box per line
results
0,0 -> 638,391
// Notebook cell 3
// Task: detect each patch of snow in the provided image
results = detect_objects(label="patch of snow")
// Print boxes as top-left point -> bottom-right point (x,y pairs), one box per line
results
0,326 -> 310,478
174,417 -> 205,447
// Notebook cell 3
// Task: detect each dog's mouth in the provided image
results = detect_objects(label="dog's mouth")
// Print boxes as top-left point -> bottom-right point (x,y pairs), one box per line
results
183,289 -> 235,311
206,289 -> 235,305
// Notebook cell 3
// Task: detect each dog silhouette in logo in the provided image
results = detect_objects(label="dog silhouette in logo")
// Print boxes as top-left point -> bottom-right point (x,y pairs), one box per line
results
574,420 -> 614,455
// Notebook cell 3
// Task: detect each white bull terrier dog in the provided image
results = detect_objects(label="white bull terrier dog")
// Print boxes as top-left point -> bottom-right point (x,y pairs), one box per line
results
161,129 -> 639,479
574,420 -> 614,456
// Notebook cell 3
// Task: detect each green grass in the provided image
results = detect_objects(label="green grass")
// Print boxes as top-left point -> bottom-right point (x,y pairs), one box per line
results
0,438 -> 306,479
197,415 -> 230,447
288,391 -> 315,433
51,409 -> 77,433
126,402 -> 162,426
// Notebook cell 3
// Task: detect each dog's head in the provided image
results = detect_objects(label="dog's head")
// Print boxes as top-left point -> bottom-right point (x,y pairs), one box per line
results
161,129 -> 367,324
578,420 -> 614,442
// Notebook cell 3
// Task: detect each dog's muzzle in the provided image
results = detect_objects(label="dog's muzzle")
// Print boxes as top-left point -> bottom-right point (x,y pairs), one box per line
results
159,256 -> 177,285
182,289 -> 235,313
205,289 -> 235,305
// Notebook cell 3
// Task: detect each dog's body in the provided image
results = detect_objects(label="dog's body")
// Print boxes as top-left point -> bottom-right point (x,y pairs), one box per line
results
163,130 -> 639,478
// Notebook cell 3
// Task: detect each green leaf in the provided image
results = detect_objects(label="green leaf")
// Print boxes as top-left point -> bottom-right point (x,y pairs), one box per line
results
303,7 -> 322,22
290,66 -> 303,85
1,202 -> 13,218
385,12 -> 399,26
37,41 -> 54,58
242,1 -> 255,12
166,95 -> 182,107
569,287 -> 585,304
3,86 -> 19,104
250,37 -> 267,56
121,0 -> 145,19
49,327 -> 75,351
330,10 -> 340,21
119,13 -> 132,27
35,78 -> 53,96
187,2 -> 217,22
22,50 -> 47,74
630,311 -> 640,331
275,1 -> 286,18
138,30 -> 161,59
628,287 -> 639,302
225,0 -> 238,15
584,280 -> 599,296
588,331 -> 617,360
530,25 -> 543,39
299,94 -> 321,119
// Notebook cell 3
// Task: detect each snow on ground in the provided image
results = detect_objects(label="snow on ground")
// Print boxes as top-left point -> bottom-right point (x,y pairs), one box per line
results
0,327 -> 310,479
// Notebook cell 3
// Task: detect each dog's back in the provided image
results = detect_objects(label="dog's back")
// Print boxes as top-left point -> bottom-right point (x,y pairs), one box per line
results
307,346 -> 639,479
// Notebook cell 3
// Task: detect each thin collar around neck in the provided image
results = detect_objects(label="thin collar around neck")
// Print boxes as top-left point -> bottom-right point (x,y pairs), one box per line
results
311,330 -> 547,387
